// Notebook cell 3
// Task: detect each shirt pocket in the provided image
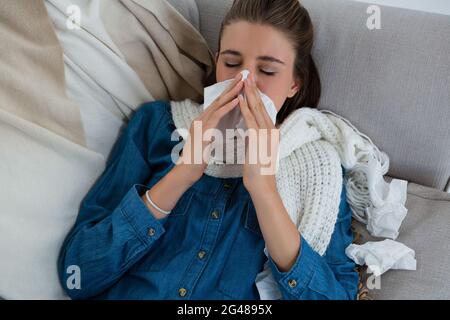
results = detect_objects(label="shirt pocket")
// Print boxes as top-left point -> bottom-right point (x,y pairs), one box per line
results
216,200 -> 266,299
131,188 -> 195,272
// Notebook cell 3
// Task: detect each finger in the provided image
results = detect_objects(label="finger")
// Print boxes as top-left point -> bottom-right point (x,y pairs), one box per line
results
204,78 -> 244,118
249,75 -> 274,128
207,73 -> 243,111
238,94 -> 258,158
208,97 -> 240,128
244,78 -> 267,128
238,94 -> 258,130
224,72 -> 244,93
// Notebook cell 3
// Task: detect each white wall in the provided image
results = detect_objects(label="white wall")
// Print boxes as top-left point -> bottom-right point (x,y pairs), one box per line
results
354,0 -> 450,15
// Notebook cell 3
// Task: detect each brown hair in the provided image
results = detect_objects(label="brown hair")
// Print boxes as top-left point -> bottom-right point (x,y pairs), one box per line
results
216,0 -> 321,125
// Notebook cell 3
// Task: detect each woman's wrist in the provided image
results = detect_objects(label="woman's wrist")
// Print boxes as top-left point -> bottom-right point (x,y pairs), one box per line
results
141,163 -> 200,220
172,162 -> 203,186
244,175 -> 277,196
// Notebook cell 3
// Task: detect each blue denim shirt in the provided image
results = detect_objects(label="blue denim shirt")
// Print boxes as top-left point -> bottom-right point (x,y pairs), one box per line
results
58,101 -> 359,300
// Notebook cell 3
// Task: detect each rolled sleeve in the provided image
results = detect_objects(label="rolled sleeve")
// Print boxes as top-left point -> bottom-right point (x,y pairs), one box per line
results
267,235 -> 315,299
266,167 -> 359,300
119,184 -> 168,246
268,234 -> 358,300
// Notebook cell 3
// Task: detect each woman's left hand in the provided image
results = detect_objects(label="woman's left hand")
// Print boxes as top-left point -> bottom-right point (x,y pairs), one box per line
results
238,73 -> 280,195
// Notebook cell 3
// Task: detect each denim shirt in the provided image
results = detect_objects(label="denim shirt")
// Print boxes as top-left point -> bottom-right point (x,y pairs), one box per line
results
58,101 -> 359,300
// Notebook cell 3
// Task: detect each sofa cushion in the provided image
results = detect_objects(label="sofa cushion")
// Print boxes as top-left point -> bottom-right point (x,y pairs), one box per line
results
353,180 -> 450,299
302,0 -> 450,191
194,0 -> 232,55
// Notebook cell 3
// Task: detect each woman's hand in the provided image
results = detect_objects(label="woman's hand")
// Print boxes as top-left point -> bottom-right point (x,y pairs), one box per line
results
177,72 -> 244,183
238,73 -> 280,195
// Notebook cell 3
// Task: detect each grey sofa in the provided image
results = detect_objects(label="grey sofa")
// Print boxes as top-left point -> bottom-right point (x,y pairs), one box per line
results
182,0 -> 450,299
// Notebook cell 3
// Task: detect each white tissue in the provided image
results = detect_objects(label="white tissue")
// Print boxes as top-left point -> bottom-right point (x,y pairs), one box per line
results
344,147 -> 409,240
345,239 -> 417,277
364,155 -> 409,239
202,70 -> 279,164
203,69 -> 278,134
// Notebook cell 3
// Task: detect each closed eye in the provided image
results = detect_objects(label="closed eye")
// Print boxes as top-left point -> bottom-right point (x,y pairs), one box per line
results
224,63 -> 276,76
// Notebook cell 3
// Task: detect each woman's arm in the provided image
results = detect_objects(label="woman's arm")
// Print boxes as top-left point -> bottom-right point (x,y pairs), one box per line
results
59,75 -> 246,299
247,183 -> 301,272
58,102 -> 176,299
246,151 -> 358,299
239,75 -> 358,300
248,171 -> 358,300
140,163 -> 197,220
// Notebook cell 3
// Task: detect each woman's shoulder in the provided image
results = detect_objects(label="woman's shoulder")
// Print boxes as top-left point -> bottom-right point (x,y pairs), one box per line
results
133,100 -> 172,121
133,99 -> 202,130
127,100 -> 177,132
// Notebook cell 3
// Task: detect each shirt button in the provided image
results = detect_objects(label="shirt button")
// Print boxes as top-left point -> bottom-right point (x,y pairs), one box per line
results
148,228 -> 156,237
178,287 -> 187,297
211,210 -> 220,219
197,250 -> 206,260
288,279 -> 297,288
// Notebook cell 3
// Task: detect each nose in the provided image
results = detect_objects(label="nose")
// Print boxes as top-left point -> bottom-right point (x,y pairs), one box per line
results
240,67 -> 257,84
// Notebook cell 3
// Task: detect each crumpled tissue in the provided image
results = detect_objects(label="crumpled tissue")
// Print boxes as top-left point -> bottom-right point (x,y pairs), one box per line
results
345,239 -> 417,277
361,153 -> 409,239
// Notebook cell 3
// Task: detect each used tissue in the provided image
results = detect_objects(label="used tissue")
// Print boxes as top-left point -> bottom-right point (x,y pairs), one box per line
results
202,69 -> 279,164
345,239 -> 417,277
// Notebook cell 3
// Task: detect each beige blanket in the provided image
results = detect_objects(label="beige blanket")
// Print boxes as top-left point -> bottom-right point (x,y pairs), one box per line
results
0,0 -> 86,146
101,0 -> 214,103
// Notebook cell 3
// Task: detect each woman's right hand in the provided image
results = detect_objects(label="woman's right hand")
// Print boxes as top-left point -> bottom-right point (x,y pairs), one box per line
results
176,72 -> 244,183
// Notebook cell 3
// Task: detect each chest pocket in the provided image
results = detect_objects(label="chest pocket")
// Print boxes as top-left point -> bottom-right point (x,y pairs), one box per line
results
216,200 -> 266,299
131,188 -> 195,272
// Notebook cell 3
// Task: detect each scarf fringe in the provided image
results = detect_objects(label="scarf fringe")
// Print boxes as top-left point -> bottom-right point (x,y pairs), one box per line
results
320,109 -> 406,236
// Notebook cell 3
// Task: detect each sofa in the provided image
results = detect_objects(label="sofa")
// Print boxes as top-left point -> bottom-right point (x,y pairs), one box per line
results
192,0 -> 450,299
0,0 -> 449,300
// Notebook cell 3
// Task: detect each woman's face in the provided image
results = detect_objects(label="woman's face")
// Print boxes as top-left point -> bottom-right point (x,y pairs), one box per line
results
215,21 -> 300,112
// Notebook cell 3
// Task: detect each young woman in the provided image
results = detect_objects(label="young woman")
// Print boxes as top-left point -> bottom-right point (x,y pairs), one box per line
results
59,0 -> 359,300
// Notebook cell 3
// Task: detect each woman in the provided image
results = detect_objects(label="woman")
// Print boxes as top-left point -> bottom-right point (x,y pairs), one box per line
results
59,0 -> 359,300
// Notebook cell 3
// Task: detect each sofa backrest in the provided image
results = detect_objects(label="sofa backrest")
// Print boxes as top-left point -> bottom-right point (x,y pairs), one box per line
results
194,0 -> 450,191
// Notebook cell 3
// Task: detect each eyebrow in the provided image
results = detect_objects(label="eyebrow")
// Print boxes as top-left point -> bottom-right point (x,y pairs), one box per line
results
219,50 -> 286,65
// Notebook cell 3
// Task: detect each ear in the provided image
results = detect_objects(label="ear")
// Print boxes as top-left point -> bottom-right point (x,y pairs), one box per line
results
287,77 -> 301,98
